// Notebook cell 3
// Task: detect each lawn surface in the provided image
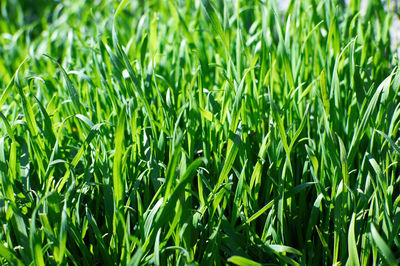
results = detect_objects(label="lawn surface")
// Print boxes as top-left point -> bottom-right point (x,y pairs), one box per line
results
1,0 -> 400,265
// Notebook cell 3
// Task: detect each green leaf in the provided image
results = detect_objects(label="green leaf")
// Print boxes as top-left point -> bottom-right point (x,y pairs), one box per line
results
213,131 -> 240,193
114,0 -> 130,19
227,256 -> 261,266
0,57 -> 29,109
113,108 -> 126,210
348,213 -> 360,266
375,129 -> 400,155
0,243 -> 24,266
246,200 -> 274,224
370,224 -> 397,265
44,54 -> 81,112
320,70 -> 330,116
201,0 -> 229,50
269,244 -> 302,256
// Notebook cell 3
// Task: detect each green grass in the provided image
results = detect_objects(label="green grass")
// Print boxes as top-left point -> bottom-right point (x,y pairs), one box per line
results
1,0 -> 400,265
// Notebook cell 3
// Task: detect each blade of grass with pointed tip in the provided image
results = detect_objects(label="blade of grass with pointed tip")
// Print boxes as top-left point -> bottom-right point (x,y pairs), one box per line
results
0,57 -> 29,109
250,131 -> 270,189
227,256 -> 261,266
212,131 -> 240,195
370,224 -> 397,265
375,129 -> 400,155
0,243 -> 24,265
44,54 -> 81,112
246,200 -> 274,225
348,213 -> 360,266
114,108 -> 126,210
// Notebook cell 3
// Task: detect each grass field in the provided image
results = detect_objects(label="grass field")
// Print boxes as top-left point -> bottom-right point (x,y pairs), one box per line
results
1,0 -> 400,265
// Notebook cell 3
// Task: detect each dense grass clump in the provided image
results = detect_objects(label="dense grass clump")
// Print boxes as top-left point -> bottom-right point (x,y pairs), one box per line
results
1,0 -> 400,264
